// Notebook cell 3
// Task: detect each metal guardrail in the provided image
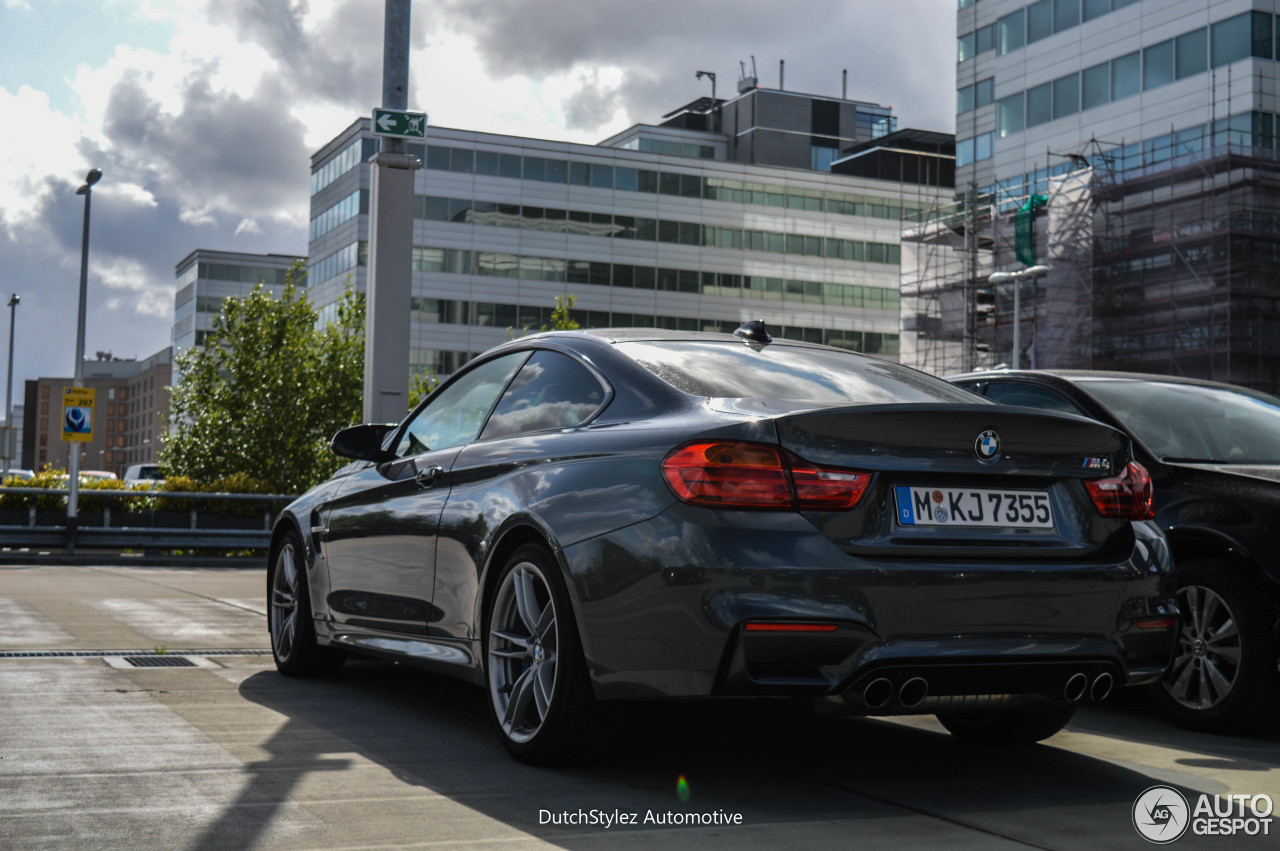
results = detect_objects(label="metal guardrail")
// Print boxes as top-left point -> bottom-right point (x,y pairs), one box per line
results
0,487 -> 297,555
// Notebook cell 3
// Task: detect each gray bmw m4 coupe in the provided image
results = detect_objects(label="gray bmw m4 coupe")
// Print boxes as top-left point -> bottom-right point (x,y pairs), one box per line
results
268,325 -> 1176,763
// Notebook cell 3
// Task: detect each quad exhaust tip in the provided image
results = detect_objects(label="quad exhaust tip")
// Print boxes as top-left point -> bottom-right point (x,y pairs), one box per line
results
1064,672 -> 1088,703
899,677 -> 929,709
862,677 -> 893,709
1090,672 -> 1114,702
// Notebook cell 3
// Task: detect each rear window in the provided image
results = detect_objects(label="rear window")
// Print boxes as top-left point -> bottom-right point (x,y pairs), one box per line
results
616,341 -> 979,405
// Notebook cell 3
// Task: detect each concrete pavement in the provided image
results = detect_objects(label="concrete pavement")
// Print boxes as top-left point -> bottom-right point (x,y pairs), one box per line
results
1,565 -> 1277,850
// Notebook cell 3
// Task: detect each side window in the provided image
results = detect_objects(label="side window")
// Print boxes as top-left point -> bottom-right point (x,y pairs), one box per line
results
395,353 -> 528,457
480,350 -> 607,440
983,382 -> 1085,416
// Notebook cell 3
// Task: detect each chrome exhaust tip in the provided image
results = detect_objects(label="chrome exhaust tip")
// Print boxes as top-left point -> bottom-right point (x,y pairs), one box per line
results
899,677 -> 929,709
1064,672 -> 1088,703
862,677 -> 893,709
1090,672 -> 1114,702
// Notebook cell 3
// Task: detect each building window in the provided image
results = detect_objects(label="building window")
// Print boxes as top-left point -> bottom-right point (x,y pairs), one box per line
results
958,32 -> 976,62
1111,51 -> 1140,100
976,23 -> 995,54
975,132 -> 994,162
1082,61 -> 1109,109
956,137 -> 974,167
1053,0 -> 1079,34
1027,0 -> 1053,44
1082,0 -> 1107,21
997,93 -> 1025,138
1053,73 -> 1079,119
975,78 -> 994,108
1211,12 -> 1252,67
1144,40 -> 1174,90
998,9 -> 1026,55
41,401 -> 48,415
957,85 -> 975,114
41,386 -> 49,399
1026,82 -> 1053,127
1176,28 -> 1208,80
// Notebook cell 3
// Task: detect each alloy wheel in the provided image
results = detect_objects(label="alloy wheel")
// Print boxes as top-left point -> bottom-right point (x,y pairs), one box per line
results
488,561 -> 559,744
271,542 -> 299,662
1163,584 -> 1242,710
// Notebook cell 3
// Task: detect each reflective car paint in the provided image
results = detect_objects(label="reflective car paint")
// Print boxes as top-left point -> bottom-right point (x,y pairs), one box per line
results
273,334 -> 1176,711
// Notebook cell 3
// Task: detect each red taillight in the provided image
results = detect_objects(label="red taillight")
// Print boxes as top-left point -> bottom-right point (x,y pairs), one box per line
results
1085,461 -> 1154,520
660,441 -> 871,511
1135,617 -> 1177,630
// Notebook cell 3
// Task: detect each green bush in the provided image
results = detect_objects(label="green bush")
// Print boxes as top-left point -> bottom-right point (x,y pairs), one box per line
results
0,469 -> 68,510
0,471 -> 286,517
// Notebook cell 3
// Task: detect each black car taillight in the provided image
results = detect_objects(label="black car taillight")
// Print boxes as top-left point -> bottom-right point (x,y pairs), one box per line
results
661,441 -> 870,511
1085,461 -> 1154,520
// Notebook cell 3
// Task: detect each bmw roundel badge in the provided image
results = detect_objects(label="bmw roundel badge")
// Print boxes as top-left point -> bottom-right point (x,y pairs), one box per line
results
975,429 -> 1001,463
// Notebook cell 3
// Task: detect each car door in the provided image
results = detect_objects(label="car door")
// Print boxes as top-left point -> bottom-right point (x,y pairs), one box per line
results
322,352 -> 529,637
432,349 -> 610,640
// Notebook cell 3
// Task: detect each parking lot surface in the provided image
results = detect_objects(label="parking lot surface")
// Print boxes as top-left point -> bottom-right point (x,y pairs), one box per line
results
1,565 -> 1276,850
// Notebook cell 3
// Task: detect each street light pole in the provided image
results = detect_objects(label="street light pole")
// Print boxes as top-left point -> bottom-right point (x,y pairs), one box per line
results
68,168 -> 102,551
3,294 -> 18,478
988,265 -> 1050,369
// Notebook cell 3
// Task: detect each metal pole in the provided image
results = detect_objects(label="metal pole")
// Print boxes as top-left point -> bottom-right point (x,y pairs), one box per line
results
68,169 -> 100,553
1012,273 -> 1021,370
3,294 -> 17,478
363,0 -> 415,422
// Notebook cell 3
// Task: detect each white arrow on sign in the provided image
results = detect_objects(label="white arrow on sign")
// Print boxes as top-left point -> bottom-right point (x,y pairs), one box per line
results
377,113 -> 398,132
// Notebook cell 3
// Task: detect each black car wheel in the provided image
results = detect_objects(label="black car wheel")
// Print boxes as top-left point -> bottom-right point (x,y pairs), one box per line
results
485,542 -> 606,764
1151,559 -> 1280,732
937,704 -> 1077,745
269,531 -> 345,677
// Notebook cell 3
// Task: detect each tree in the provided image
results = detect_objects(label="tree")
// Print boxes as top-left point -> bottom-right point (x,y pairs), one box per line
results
163,267 -> 365,494
542,294 -> 580,332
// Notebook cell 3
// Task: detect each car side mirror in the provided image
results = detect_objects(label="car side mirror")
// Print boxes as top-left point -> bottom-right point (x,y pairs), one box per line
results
331,423 -> 398,462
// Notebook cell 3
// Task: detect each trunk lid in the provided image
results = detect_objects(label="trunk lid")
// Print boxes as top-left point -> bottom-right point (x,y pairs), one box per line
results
775,404 -> 1134,558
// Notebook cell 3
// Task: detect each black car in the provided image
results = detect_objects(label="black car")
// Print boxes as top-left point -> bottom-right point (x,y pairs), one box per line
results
268,328 -> 1175,763
949,369 -> 1280,732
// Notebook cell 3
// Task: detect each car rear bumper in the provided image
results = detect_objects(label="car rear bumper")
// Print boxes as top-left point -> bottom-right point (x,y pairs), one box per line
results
562,508 -> 1176,703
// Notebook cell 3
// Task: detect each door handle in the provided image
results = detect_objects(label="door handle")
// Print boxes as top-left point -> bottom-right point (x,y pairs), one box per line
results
415,465 -> 445,487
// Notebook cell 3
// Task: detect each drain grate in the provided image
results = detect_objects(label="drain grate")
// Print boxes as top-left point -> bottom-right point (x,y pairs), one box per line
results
0,649 -> 271,659
121,655 -> 197,668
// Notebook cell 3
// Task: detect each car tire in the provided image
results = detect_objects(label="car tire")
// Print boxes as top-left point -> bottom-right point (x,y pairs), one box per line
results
1150,558 -> 1280,733
937,704 -> 1077,745
484,541 -> 608,764
268,530 -> 346,677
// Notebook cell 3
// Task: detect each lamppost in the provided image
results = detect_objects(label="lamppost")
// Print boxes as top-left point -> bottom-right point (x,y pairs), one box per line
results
68,168 -> 102,549
3,293 -> 17,478
988,265 -> 1050,369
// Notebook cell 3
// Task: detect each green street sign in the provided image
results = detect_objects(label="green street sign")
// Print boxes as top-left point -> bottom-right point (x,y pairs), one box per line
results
372,108 -> 427,139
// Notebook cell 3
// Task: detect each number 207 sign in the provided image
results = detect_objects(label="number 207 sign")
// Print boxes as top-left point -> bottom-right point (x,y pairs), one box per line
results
62,387 -> 95,443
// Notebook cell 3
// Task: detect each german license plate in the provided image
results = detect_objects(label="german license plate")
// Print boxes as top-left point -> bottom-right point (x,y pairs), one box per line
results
894,486 -> 1053,529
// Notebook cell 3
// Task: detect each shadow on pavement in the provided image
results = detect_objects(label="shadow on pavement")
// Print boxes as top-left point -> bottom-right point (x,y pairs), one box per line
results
1069,685 -> 1280,774
180,659 -> 1244,850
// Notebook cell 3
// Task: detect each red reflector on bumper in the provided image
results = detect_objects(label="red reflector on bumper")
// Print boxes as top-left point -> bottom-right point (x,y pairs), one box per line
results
743,622 -> 839,633
1135,617 -> 1177,630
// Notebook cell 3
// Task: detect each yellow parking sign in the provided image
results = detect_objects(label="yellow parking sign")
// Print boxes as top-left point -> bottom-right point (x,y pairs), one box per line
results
62,387 -> 95,443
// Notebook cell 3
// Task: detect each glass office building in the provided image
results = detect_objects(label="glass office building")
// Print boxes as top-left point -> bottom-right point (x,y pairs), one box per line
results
940,0 -> 1280,392
307,85 -> 948,380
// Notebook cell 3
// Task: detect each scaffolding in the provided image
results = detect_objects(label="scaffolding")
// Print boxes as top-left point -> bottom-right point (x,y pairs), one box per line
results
901,132 -> 1280,393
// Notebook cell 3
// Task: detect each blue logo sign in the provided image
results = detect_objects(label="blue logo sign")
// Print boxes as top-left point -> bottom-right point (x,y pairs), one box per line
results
975,429 -> 1001,463
65,407 -> 92,434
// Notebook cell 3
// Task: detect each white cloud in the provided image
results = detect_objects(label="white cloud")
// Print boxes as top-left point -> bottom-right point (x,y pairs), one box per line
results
234,217 -> 261,235
0,85 -> 85,226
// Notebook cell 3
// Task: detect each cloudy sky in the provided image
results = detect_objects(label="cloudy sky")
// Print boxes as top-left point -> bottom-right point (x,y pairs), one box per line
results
0,0 -> 955,404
